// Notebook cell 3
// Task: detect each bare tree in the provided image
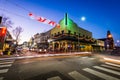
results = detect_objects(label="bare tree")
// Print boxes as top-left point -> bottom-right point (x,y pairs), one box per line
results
0,15 -> 13,28
12,26 -> 23,45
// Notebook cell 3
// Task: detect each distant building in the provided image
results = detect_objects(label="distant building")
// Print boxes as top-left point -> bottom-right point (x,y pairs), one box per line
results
34,31 -> 50,49
98,30 -> 114,50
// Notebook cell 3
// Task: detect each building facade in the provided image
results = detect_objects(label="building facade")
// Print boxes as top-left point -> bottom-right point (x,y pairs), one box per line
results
33,14 -> 104,53
34,31 -> 50,50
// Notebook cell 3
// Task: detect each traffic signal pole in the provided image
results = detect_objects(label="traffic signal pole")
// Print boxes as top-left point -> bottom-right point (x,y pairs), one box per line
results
0,16 -> 2,24
0,16 -> 7,55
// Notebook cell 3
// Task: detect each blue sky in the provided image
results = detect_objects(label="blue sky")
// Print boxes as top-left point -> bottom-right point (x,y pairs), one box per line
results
0,0 -> 120,44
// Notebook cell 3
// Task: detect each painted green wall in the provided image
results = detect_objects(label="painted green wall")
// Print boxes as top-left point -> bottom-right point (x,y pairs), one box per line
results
51,17 -> 92,38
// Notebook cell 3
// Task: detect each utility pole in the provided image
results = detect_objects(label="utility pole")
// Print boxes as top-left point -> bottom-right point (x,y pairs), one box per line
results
78,29 -> 79,52
0,16 -> 2,24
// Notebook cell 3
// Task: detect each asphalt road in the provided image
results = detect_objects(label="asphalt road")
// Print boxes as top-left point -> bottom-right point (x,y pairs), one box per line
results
0,55 -> 120,80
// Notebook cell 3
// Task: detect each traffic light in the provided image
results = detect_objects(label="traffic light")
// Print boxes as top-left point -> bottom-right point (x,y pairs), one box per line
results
0,27 -> 7,36
0,27 -> 7,49
0,16 -> 2,24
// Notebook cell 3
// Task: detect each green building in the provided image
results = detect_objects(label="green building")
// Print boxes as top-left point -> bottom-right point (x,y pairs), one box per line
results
34,13 -> 104,53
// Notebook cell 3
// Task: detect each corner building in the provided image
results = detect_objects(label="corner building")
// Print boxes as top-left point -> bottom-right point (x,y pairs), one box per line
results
47,14 -> 104,52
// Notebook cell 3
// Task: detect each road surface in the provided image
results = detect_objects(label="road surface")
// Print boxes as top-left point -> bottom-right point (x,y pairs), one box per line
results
0,54 -> 120,80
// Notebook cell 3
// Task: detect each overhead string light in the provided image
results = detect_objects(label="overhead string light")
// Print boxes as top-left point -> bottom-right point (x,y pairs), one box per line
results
6,0 -> 60,28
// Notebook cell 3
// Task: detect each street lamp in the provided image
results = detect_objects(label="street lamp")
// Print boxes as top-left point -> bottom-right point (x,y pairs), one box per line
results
117,40 -> 120,47
81,16 -> 86,21
108,34 -> 112,38
78,16 -> 86,51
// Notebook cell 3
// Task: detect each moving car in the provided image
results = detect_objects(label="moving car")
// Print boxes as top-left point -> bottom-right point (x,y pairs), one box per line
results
37,48 -> 47,53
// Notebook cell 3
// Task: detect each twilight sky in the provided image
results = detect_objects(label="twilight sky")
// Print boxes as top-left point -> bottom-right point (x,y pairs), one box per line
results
0,0 -> 120,44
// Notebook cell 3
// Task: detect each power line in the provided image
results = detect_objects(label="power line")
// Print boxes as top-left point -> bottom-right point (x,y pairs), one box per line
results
0,8 -> 31,20
5,0 -> 31,13
0,0 -> 30,20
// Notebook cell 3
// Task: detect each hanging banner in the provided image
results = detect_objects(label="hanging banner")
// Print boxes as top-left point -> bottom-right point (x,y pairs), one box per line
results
29,13 -> 60,28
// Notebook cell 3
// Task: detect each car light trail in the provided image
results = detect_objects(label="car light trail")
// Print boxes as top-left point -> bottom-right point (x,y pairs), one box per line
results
104,57 -> 120,64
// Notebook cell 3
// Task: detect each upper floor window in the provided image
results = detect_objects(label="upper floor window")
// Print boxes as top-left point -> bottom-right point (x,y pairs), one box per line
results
51,34 -> 53,36
54,33 -> 56,36
58,32 -> 60,35
74,32 -> 76,35
68,30 -> 71,35
79,33 -> 81,37
61,30 -> 64,34
83,35 -> 85,37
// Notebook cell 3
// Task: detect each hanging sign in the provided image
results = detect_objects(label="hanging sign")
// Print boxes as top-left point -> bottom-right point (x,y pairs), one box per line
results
29,13 -> 60,28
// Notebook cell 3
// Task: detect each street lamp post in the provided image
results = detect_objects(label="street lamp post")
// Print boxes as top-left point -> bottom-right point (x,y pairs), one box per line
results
117,40 -> 120,47
78,30 -> 80,52
78,16 -> 86,52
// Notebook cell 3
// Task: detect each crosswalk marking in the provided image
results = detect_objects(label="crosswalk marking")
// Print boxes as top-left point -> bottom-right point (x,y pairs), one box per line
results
83,68 -> 120,80
47,76 -> 62,80
81,57 -> 95,60
0,64 -> 12,68
0,59 -> 15,80
101,64 -> 120,70
0,69 -> 9,74
93,66 -> 120,75
0,61 -> 14,65
68,71 -> 90,80
0,77 -> 4,80
105,62 -> 120,68
0,59 -> 15,62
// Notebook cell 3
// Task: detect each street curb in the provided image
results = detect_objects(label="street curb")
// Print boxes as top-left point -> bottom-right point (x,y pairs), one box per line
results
0,52 -> 92,60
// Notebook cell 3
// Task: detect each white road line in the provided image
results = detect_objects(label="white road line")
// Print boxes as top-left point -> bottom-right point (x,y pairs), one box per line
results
0,77 -> 4,80
0,64 -> 12,68
104,58 -> 120,63
105,62 -> 120,68
89,58 -> 95,60
47,76 -> 62,80
0,59 -> 15,62
68,71 -> 90,80
0,69 -> 9,74
82,57 -> 88,58
83,68 -> 120,80
81,57 -> 95,60
101,64 -> 120,70
93,66 -> 120,75
0,61 -> 14,65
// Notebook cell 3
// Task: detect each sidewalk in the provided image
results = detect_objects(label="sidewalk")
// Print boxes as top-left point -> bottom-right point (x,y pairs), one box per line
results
0,52 -> 92,60
1,51 -> 120,61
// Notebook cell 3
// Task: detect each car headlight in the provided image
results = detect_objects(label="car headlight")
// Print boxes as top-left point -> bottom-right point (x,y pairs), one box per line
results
44,49 -> 46,51
39,49 -> 42,52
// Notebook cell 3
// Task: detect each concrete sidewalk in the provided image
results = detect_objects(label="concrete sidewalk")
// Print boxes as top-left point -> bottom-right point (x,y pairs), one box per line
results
0,52 -> 92,60
1,51 -> 120,62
